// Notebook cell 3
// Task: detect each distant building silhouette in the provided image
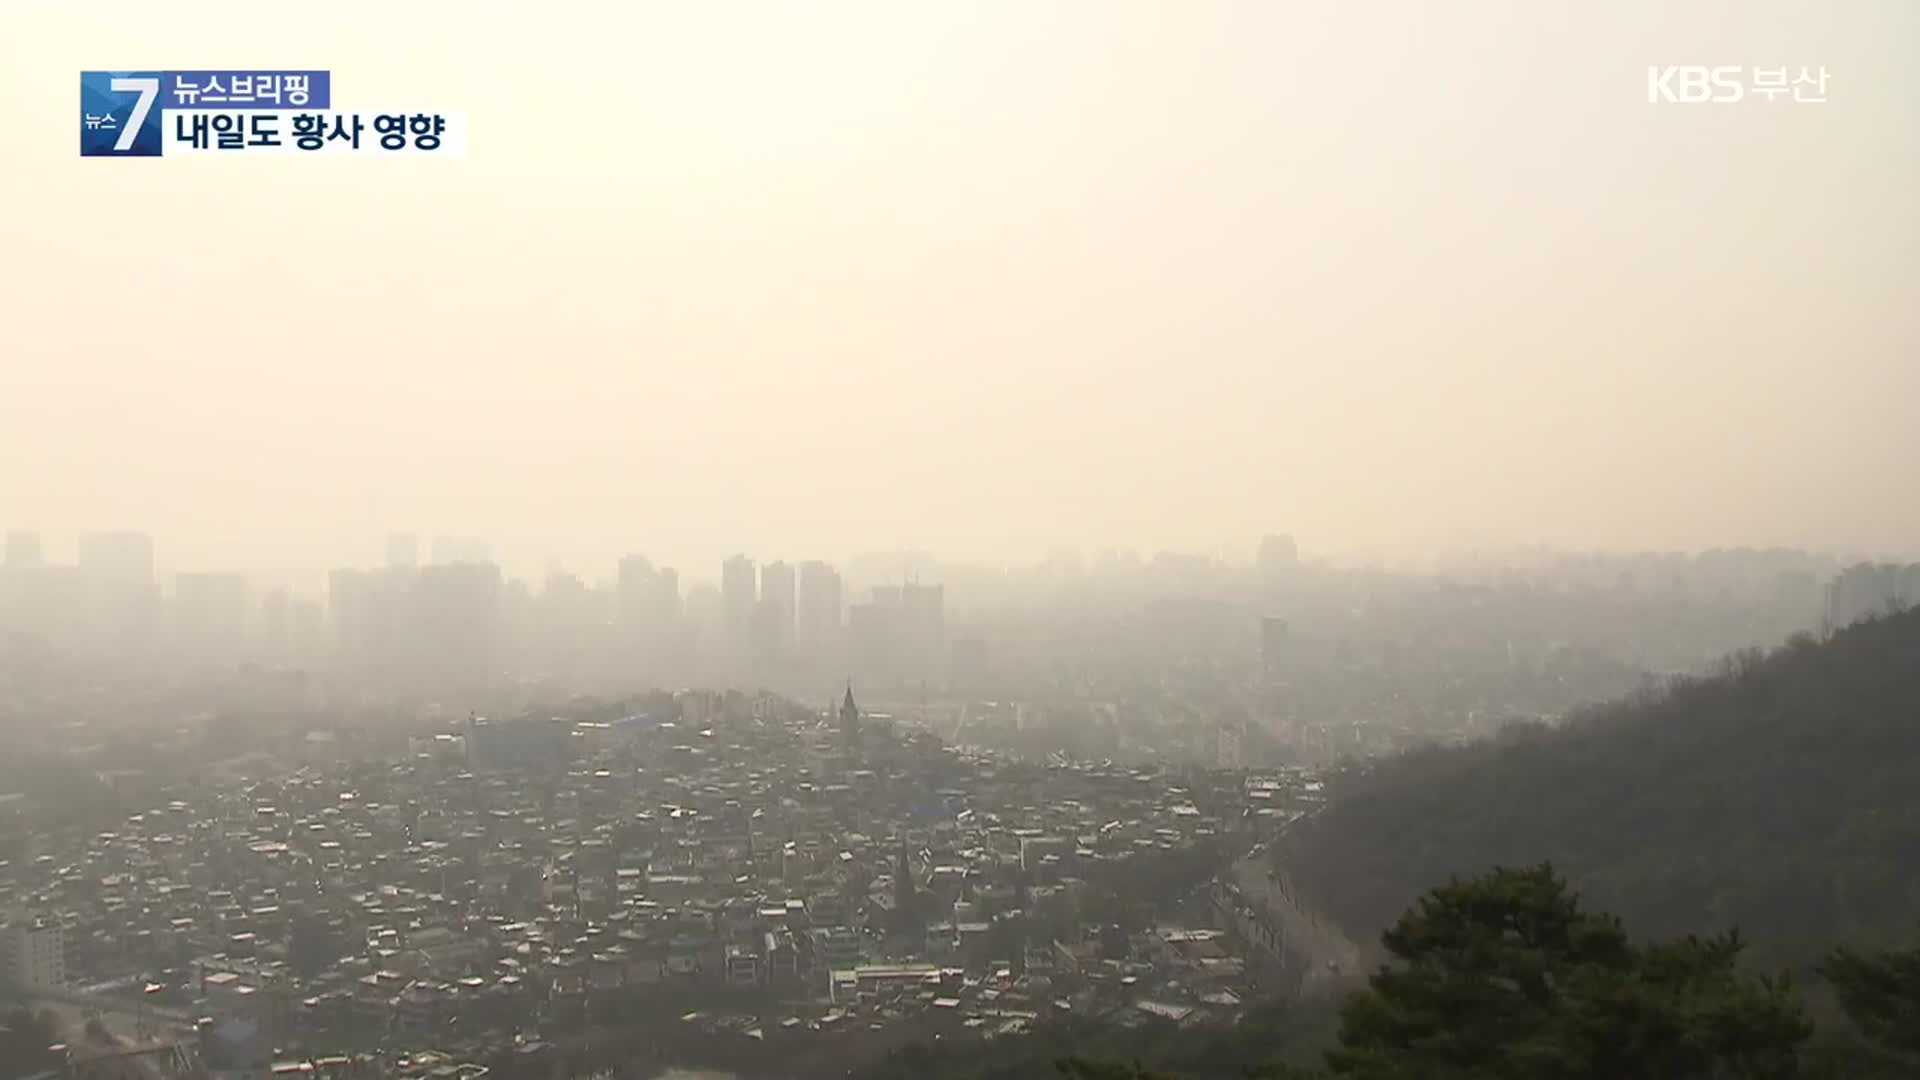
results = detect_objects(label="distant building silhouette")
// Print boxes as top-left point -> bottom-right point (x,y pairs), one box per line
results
2,530 -> 40,569
1825,562 -> 1919,632
1261,616 -> 1289,672
257,586 -> 291,657
1258,533 -> 1298,579
429,535 -> 489,565
849,582 -> 944,690
329,560 -> 502,702
413,562 -> 503,703
722,554 -> 757,660
797,560 -> 843,674
618,554 -> 681,673
759,560 -> 796,665
75,531 -> 158,658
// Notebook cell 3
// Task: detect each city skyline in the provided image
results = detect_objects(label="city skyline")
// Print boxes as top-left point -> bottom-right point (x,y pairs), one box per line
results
5,518 -> 1904,712
0,524 -> 1915,591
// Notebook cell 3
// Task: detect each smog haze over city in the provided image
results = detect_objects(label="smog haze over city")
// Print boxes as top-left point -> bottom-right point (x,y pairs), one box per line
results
2,3 -> 1918,1080
4,1 -> 1917,581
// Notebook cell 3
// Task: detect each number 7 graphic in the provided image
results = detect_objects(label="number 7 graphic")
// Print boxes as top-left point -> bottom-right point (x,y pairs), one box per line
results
110,76 -> 159,152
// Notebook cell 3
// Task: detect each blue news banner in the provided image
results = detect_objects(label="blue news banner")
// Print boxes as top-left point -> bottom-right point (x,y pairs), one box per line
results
80,70 -> 463,157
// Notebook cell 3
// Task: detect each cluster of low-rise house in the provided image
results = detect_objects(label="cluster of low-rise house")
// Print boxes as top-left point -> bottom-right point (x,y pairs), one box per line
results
1,688 -> 1327,1078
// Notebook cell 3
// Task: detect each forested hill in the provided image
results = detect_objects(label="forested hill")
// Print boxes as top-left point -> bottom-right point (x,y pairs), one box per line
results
1280,607 -> 1920,957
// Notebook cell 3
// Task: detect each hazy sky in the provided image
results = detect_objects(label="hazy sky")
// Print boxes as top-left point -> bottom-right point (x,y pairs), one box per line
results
2,1 -> 1915,580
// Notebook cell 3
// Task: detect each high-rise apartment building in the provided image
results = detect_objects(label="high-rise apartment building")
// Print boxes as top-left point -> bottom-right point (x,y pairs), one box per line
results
413,561 -> 504,703
797,561 -> 842,648
758,560 -> 796,663
721,555 -> 757,654
430,535 -> 490,565
1825,562 -> 1919,632
2,530 -> 41,569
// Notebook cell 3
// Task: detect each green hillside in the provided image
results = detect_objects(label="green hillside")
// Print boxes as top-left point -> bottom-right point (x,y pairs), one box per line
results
1280,608 -> 1920,959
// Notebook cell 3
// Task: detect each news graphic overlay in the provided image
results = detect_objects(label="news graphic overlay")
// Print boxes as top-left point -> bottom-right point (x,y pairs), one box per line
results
79,69 -> 463,157
80,71 -> 164,156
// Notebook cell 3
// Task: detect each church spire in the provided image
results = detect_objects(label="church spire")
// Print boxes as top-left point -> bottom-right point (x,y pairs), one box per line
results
840,682 -> 861,743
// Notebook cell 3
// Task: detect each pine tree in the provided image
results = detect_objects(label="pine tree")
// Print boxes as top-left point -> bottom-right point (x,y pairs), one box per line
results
1327,864 -> 1808,1079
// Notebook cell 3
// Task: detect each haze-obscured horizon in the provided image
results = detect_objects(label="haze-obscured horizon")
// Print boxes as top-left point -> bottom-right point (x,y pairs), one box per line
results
2,1 -> 1915,580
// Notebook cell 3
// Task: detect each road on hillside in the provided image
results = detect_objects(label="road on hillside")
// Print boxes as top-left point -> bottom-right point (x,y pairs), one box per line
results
1220,807 -> 1372,995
